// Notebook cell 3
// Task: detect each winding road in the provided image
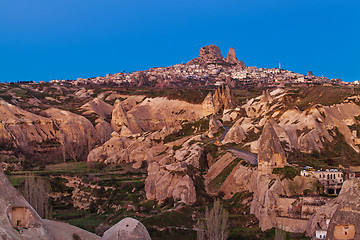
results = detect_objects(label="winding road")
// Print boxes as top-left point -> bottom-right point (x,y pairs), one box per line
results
228,148 -> 258,165
214,115 -> 258,165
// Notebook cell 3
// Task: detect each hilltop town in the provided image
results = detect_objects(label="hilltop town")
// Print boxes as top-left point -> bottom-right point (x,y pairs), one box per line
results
52,45 -> 343,88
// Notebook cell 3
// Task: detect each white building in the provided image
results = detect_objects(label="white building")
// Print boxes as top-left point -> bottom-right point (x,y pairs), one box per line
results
315,229 -> 327,239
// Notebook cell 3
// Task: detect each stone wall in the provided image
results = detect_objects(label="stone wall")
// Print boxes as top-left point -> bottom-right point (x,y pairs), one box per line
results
275,217 -> 308,233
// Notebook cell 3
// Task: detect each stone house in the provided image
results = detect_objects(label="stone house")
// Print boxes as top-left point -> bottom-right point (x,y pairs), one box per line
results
8,206 -> 35,228
313,169 -> 343,194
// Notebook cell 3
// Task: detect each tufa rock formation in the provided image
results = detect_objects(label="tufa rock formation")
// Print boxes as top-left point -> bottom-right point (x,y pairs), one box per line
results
188,45 -> 225,66
207,115 -> 224,138
225,47 -> 245,68
111,97 -> 206,133
188,45 -> 245,68
307,179 -> 360,239
202,85 -> 236,115
257,118 -> 287,170
0,100 -> 97,162
102,217 -> 151,240
144,138 -> 205,204
111,99 -> 143,134
221,118 -> 246,145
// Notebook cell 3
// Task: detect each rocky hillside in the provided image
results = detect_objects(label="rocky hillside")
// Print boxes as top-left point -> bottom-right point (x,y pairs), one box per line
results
2,81 -> 360,239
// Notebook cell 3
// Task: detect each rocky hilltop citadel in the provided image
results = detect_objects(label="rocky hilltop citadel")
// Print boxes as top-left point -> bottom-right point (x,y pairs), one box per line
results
70,45 -> 343,88
0,45 -> 359,240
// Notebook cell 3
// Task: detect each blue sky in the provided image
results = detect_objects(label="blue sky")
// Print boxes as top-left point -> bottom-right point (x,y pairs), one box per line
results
0,0 -> 359,82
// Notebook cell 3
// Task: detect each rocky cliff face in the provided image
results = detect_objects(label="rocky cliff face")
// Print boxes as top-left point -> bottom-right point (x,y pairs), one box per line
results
307,179 -> 360,239
111,97 -> 206,133
111,99 -> 143,134
80,98 -> 113,119
225,47 -> 245,68
144,137 -> 205,204
45,108 -> 97,161
257,118 -> 287,170
0,100 -> 97,162
221,88 -> 360,158
202,85 -> 236,115
188,45 -> 245,68
87,132 -> 157,167
188,45 -> 225,66
0,100 -> 57,153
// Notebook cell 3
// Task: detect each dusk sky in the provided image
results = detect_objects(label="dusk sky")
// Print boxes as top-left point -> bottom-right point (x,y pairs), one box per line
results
0,0 -> 359,82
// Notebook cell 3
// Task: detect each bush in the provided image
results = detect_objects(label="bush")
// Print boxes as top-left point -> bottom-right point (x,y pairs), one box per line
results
95,224 -> 111,236
87,161 -> 106,171
272,166 -> 299,180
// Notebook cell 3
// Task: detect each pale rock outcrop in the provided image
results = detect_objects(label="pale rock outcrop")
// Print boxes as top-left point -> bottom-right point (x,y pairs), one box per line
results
111,99 -> 143,133
80,98 -> 113,119
307,179 -> 360,238
257,119 -> 287,170
87,135 -> 153,166
222,108 -> 241,122
0,100 -> 98,162
120,95 -> 146,111
87,129 -> 180,168
145,141 -> 204,204
95,119 -> 113,144
44,219 -> 100,240
174,141 -> 204,168
149,125 -> 181,141
225,47 -> 245,68
249,175 -> 319,232
145,161 -> 197,204
187,45 -> 225,66
120,125 -> 134,137
0,100 -> 57,151
222,118 -> 246,145
240,89 -> 360,154
102,217 -> 151,240
260,90 -> 273,103
207,115 -> 223,138
219,163 -> 258,199
202,85 -> 236,115
74,88 -> 93,98
251,175 -> 285,230
112,97 -> 205,133
45,108 -> 97,161
202,92 -> 216,116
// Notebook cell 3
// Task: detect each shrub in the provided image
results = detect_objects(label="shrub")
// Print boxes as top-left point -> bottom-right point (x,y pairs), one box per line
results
272,166 -> 299,180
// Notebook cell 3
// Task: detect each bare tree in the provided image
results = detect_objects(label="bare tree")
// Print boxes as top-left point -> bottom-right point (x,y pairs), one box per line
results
87,130 -> 92,154
197,199 -> 229,240
59,131 -> 66,162
24,175 -> 51,219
